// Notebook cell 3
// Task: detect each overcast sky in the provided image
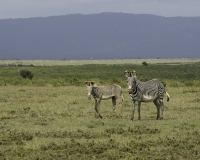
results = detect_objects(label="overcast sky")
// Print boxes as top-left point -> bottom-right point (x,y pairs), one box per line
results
1,0 -> 200,19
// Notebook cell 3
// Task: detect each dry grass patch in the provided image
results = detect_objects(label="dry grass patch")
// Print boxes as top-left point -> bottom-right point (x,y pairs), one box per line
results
0,85 -> 200,159
0,58 -> 200,66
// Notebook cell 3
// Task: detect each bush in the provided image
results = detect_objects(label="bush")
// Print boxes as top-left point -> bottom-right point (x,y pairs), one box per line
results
142,61 -> 148,66
19,70 -> 34,80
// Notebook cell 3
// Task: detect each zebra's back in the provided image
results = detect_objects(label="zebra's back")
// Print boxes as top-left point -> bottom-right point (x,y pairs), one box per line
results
94,84 -> 123,99
132,79 -> 165,102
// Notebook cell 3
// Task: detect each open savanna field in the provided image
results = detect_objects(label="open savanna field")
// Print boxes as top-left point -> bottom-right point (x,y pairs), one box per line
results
0,58 -> 200,66
0,59 -> 200,159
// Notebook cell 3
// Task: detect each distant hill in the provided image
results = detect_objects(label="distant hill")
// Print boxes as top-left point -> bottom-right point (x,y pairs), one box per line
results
0,12 -> 200,59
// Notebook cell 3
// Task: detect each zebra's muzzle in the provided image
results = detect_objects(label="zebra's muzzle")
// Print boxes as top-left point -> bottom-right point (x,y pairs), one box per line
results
128,85 -> 133,92
128,88 -> 133,93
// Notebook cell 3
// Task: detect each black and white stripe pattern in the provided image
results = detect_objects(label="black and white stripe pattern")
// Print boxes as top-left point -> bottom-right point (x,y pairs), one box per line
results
125,70 -> 170,120
85,81 -> 124,118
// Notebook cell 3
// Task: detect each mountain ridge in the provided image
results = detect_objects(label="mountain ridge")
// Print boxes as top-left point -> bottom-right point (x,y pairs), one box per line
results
0,12 -> 200,59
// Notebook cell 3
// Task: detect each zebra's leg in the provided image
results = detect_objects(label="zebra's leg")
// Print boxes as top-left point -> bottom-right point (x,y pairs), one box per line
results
95,99 -> 102,118
159,98 -> 164,119
111,97 -> 116,117
154,99 -> 160,120
131,99 -> 136,120
138,101 -> 141,120
116,97 -> 123,117
120,94 -> 124,117
94,100 -> 98,118
119,98 -> 123,118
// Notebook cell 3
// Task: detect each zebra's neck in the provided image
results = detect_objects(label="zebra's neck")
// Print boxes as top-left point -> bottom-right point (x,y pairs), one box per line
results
129,79 -> 143,99
130,85 -> 137,97
91,87 -> 99,99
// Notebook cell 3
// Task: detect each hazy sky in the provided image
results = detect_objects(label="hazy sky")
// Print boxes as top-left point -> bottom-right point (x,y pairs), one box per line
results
1,0 -> 200,19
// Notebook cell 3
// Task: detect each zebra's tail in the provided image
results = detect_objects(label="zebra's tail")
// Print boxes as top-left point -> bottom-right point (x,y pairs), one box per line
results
121,90 -> 124,101
166,91 -> 170,102
122,94 -> 124,101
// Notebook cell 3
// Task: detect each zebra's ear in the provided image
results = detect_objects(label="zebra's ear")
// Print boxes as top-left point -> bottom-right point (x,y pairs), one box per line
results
131,70 -> 136,77
85,81 -> 89,86
124,70 -> 129,77
91,81 -> 95,86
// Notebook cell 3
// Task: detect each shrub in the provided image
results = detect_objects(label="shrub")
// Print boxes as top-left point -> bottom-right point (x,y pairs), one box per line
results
19,70 -> 34,80
142,61 -> 148,66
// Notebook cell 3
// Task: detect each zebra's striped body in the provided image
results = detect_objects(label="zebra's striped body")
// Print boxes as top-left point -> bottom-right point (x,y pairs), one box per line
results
85,81 -> 124,118
129,79 -> 165,102
125,71 -> 170,120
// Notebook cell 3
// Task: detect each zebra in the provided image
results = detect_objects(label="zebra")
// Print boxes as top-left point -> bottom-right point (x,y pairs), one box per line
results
85,81 -> 124,118
124,70 -> 170,120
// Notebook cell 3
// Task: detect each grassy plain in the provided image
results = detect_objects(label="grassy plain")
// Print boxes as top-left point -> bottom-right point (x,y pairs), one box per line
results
0,59 -> 200,159
1,85 -> 200,159
0,58 -> 200,66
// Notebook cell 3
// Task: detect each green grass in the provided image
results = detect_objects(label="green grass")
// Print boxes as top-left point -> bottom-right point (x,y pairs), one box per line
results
0,85 -> 200,159
0,61 -> 200,87
0,60 -> 200,159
